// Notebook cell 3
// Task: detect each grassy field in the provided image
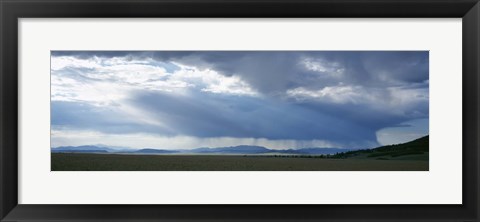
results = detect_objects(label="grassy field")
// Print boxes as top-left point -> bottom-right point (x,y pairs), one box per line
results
51,153 -> 428,171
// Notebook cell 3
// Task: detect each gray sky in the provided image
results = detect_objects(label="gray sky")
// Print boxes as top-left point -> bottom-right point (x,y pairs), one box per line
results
51,51 -> 429,149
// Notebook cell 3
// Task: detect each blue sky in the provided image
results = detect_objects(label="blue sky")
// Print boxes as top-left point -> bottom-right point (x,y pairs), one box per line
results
51,51 -> 429,149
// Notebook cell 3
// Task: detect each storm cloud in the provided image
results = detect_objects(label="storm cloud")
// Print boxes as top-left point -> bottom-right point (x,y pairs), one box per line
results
50,51 -> 429,149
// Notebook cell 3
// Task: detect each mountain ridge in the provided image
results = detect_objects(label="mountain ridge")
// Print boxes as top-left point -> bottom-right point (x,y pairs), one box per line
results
330,135 -> 429,159
51,136 -> 429,156
51,144 -> 356,155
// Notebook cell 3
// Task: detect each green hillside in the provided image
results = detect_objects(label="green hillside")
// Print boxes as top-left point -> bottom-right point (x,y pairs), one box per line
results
332,135 -> 429,160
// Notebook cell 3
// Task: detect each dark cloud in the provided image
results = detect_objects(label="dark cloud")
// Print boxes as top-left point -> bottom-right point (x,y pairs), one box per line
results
52,50 -> 428,90
129,91 -> 378,147
50,51 -> 429,148
296,98 -> 428,133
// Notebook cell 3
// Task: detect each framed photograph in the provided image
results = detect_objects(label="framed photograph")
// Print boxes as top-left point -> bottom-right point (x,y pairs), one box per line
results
1,0 -> 479,221
48,50 -> 430,172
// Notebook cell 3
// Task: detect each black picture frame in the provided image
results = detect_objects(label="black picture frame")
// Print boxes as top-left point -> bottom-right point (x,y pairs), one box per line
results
1,0 -> 479,221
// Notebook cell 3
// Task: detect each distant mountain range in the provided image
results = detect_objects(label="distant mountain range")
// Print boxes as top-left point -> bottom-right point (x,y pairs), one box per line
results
51,145 -> 356,155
